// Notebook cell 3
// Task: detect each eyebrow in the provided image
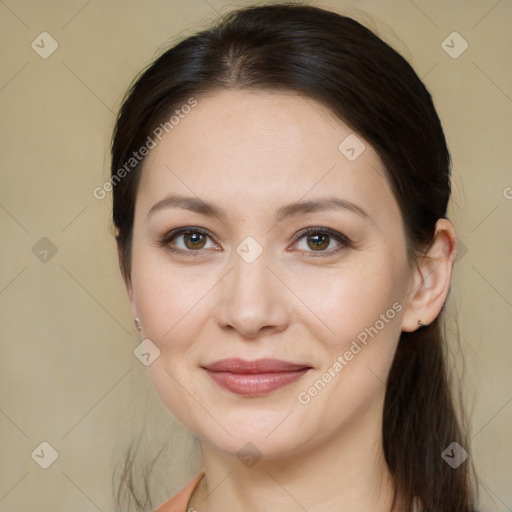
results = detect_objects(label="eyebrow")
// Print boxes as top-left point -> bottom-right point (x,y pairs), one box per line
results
147,194 -> 369,222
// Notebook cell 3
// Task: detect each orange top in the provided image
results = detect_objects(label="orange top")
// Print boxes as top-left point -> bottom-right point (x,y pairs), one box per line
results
153,471 -> 205,512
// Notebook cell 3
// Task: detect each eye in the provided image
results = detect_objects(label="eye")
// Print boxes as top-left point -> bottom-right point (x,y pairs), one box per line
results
160,227 -> 219,255
160,226 -> 352,258
291,227 -> 352,257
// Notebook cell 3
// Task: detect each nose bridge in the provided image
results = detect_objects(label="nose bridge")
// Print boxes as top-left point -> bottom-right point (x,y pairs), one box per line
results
232,246 -> 271,300
215,240 -> 289,337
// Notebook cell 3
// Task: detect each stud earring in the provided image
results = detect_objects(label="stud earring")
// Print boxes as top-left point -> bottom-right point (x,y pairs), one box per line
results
417,320 -> 424,328
134,317 -> 141,331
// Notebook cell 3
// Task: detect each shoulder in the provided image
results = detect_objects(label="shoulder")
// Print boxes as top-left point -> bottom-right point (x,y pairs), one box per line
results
153,471 -> 205,512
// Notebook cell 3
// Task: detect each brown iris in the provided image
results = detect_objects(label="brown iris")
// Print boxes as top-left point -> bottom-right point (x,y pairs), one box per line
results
307,233 -> 329,251
184,232 -> 207,250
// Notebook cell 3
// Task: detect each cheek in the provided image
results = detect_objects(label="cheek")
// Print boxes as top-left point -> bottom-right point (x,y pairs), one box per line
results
288,255 -> 403,348
290,252 -> 405,405
130,247 -> 209,348
131,260 -> 207,430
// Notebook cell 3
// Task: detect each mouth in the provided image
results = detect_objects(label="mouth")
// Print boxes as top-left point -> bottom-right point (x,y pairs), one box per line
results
201,358 -> 313,396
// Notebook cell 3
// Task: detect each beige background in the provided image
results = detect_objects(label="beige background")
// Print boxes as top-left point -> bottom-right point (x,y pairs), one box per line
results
0,0 -> 510,510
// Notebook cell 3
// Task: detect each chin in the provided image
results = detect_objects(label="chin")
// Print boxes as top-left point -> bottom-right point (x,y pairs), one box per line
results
190,406 -> 328,460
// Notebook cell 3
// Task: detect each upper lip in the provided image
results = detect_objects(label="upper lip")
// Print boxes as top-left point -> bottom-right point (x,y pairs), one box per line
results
202,358 -> 312,374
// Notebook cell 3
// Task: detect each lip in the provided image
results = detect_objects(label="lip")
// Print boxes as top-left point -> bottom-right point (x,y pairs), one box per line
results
202,358 -> 312,396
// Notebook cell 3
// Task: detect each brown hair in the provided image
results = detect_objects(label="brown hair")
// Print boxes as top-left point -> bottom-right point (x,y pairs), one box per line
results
111,3 -> 477,510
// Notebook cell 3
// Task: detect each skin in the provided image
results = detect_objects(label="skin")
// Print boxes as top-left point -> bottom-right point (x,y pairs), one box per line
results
120,89 -> 458,511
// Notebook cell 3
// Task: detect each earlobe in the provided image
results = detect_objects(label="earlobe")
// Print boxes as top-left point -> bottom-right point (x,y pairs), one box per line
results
400,219 -> 458,332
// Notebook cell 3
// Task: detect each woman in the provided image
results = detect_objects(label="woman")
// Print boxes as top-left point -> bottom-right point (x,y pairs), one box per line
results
110,3 -> 477,511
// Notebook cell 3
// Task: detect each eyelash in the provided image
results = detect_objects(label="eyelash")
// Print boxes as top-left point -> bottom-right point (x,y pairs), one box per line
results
159,226 -> 352,258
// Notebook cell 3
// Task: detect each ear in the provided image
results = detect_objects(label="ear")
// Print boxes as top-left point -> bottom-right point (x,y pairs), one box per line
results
400,218 -> 458,332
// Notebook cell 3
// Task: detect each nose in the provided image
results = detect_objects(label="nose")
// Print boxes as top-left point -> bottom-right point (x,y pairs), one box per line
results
214,248 -> 290,340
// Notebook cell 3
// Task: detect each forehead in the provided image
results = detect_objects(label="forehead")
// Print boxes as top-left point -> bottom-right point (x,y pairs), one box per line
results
136,89 -> 399,224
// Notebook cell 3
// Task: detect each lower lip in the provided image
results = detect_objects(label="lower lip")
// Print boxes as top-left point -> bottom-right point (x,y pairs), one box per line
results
205,369 -> 310,396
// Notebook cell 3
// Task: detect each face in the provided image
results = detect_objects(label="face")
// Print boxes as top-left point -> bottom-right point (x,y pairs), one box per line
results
126,89 -> 414,458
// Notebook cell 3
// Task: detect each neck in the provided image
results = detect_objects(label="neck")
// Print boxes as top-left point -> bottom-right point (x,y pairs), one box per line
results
190,395 -> 401,512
